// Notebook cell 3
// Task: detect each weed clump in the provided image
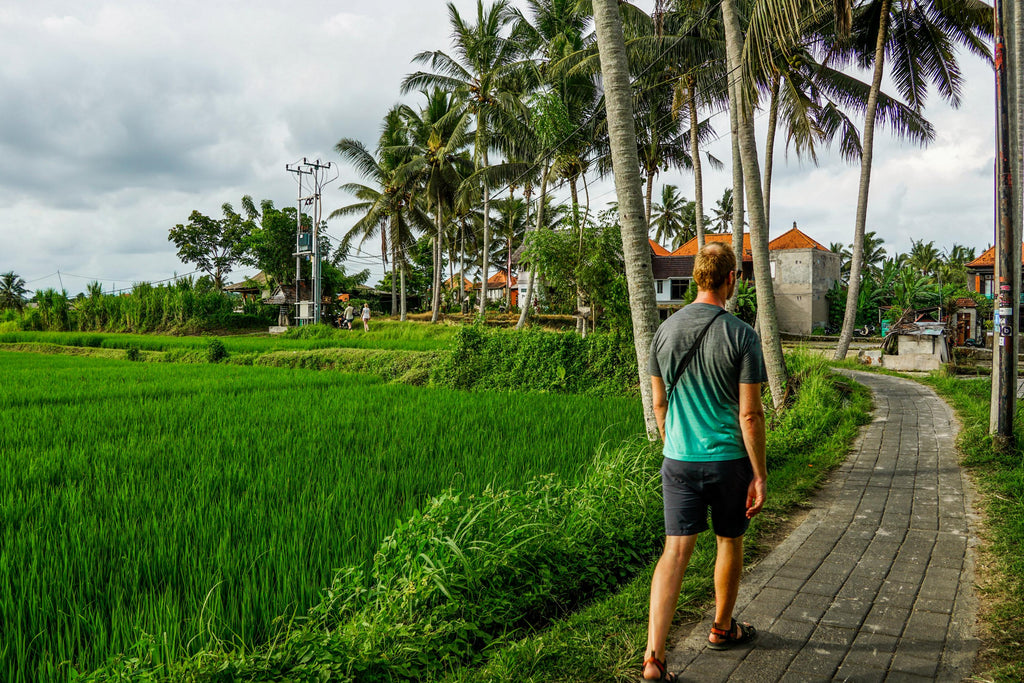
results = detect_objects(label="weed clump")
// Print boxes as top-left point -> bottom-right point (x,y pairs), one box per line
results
205,338 -> 227,363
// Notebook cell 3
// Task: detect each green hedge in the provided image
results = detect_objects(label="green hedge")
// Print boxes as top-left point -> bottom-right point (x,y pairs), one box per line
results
432,325 -> 639,396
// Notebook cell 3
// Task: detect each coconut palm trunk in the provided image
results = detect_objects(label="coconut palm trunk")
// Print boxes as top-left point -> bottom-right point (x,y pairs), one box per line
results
687,76 -> 706,250
478,145 -> 492,319
645,174 -> 656,225
460,220 -> 467,312
517,163 -> 550,330
390,221 -> 398,316
431,195 -> 443,323
721,0 -> 787,407
764,71 -> 781,232
726,71 -> 745,314
592,0 -> 661,435
400,262 -> 408,321
834,0 -> 891,360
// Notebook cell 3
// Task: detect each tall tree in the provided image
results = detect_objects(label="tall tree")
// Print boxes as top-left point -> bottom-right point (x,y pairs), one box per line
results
403,0 -> 524,319
490,196 -> 529,305
718,0 -> 840,407
833,0 -> 993,359
168,206 -> 248,291
395,91 -> 475,322
592,0 -> 661,435
650,184 -> 690,249
332,108 -> 427,317
0,271 -> 28,312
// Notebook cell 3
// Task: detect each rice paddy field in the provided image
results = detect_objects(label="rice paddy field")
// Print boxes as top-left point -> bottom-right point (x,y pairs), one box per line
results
0,351 -> 643,682
0,320 -> 457,353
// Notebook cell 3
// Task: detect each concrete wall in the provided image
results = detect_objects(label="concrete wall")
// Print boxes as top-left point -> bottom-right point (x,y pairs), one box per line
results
770,249 -> 840,335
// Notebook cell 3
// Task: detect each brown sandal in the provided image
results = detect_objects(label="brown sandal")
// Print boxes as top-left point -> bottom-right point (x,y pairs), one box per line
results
641,650 -> 678,681
707,618 -> 757,650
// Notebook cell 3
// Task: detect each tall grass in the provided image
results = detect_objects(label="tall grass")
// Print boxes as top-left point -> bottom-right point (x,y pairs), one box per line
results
0,353 -> 643,682
0,321 -> 456,354
10,280 -> 272,333
923,374 -> 1024,682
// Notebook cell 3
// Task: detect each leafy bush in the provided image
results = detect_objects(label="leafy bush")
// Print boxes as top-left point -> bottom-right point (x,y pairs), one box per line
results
432,325 -> 639,396
125,346 -> 141,362
205,338 -> 228,363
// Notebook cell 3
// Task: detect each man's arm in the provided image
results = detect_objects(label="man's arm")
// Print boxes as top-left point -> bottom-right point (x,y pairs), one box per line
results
651,375 -> 668,441
739,382 -> 767,519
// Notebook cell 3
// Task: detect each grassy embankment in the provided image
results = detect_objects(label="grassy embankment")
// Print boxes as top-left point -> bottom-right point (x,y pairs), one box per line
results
76,351 -> 871,682
918,374 -> 1024,683
0,353 -> 643,682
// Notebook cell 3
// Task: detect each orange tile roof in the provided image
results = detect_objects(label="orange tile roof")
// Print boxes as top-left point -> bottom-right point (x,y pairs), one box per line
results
671,233 -> 753,260
443,275 -> 473,291
485,270 -> 517,287
767,225 -> 830,251
649,239 -> 671,256
967,244 -> 1024,268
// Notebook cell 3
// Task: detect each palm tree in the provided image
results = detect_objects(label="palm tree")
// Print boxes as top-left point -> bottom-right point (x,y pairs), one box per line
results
711,188 -> 734,232
906,238 -> 941,279
650,184 -> 690,249
490,196 -> 529,305
718,0 -> 847,407
833,0 -> 993,360
0,271 -> 28,312
830,241 -> 852,282
394,90 -> 475,322
591,0 -> 661,435
859,230 -> 887,279
403,0 -> 525,319
332,108 -> 426,318
939,244 -> 976,288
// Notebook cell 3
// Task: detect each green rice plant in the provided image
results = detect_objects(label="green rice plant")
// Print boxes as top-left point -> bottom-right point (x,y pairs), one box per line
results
0,353 -> 643,682
0,321 -> 456,354
86,352 -> 872,683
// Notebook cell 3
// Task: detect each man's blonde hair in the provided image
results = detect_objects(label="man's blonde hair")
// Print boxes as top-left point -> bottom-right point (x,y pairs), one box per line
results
693,242 -> 736,291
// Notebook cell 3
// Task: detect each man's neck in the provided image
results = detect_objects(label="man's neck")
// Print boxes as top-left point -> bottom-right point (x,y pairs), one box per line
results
693,288 -> 729,309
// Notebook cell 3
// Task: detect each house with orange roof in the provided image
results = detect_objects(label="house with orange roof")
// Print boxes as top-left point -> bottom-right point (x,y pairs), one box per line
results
472,268 -> 518,306
767,223 -> 841,335
652,223 -> 840,334
965,244 -> 1024,299
442,273 -> 474,293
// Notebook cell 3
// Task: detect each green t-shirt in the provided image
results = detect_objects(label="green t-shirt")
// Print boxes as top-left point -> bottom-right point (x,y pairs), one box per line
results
648,303 -> 767,462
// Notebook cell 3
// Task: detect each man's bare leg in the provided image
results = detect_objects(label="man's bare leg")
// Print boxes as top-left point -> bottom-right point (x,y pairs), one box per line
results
643,534 -> 698,679
710,535 -> 744,642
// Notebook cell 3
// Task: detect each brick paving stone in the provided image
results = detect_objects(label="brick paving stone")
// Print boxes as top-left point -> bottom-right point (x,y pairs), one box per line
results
663,371 -> 979,682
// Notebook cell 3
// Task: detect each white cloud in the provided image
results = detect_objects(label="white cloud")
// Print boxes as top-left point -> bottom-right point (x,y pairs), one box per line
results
0,0 -> 1003,294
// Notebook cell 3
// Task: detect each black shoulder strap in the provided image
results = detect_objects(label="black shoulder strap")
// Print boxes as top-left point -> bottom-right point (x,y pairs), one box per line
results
667,308 -> 726,397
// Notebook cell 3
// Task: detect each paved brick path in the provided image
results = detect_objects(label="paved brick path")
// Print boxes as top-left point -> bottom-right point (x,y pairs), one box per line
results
665,370 -> 980,682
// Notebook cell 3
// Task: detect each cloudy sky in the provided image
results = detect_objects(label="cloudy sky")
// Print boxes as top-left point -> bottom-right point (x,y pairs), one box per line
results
0,1 -> 997,295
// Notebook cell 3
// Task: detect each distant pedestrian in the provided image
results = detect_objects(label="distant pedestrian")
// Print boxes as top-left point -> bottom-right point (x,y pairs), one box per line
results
361,303 -> 370,331
641,241 -> 768,681
344,303 -> 355,330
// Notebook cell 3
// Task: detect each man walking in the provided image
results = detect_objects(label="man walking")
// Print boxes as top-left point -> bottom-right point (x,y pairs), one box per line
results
343,302 -> 355,330
642,242 -> 768,681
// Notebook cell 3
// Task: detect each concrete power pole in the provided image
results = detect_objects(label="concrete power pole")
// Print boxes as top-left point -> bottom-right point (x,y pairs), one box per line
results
990,0 -> 1020,446
286,158 -> 337,326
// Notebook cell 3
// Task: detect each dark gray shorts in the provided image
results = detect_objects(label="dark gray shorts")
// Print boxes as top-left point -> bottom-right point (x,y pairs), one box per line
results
661,457 -> 753,538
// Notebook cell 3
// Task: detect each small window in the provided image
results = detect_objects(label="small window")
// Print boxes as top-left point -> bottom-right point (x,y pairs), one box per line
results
671,279 -> 688,300
656,280 -> 664,294
770,261 -> 777,279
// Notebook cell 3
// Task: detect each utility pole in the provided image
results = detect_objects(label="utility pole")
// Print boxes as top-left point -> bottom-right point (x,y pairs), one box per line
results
286,162 -> 313,321
990,0 -> 1019,447
286,158 -> 338,326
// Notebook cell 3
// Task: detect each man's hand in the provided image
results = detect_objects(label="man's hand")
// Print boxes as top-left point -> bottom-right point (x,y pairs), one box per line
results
745,477 -> 766,519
